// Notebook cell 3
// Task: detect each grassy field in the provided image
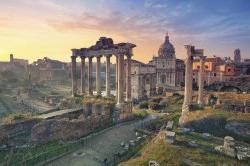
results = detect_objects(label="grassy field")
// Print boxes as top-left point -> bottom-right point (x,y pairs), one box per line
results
120,94 -> 250,166
0,141 -> 78,166
119,131 -> 249,166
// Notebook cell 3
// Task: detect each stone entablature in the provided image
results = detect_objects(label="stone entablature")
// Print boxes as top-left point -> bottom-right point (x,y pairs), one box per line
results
71,37 -> 136,106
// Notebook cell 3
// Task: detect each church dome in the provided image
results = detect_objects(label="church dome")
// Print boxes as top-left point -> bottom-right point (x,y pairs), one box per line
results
158,33 -> 175,58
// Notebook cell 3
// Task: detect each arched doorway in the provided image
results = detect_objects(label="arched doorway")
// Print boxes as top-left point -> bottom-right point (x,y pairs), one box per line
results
160,75 -> 166,84
220,86 -> 241,92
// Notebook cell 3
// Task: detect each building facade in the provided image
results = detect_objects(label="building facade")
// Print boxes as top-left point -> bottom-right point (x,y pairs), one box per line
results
127,60 -> 156,100
128,34 -> 185,100
192,56 -> 238,86
148,34 -> 185,90
234,48 -> 241,64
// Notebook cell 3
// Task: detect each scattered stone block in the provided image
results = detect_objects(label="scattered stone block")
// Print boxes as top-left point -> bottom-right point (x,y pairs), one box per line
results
188,140 -> 198,148
201,133 -> 211,139
214,136 -> 236,158
149,160 -> 160,166
165,131 -> 175,144
236,145 -> 250,161
120,141 -> 125,147
178,127 -> 191,134
129,140 -> 135,146
166,121 -> 174,131
183,158 -> 202,166
136,136 -> 142,142
124,143 -> 129,150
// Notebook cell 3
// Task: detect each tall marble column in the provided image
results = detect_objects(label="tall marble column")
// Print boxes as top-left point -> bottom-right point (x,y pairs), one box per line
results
88,57 -> 93,96
198,56 -> 205,105
126,54 -> 132,101
117,54 -> 124,105
96,56 -> 101,96
80,56 -> 85,95
115,56 -> 118,100
106,55 -> 111,97
71,55 -> 77,96
182,45 -> 194,112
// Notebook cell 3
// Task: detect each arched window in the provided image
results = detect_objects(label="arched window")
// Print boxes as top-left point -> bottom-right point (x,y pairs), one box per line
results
160,75 -> 166,83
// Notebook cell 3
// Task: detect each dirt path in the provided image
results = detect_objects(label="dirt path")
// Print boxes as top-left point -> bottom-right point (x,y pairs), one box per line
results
47,116 -> 156,166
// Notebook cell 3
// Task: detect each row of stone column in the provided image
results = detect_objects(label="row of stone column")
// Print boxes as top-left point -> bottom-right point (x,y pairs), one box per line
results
182,45 -> 206,112
71,54 -> 132,105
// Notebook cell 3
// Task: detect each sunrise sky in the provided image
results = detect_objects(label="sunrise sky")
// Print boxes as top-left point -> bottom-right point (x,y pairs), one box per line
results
0,0 -> 250,63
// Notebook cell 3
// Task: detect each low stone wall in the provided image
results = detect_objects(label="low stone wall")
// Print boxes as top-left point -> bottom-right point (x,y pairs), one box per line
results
31,103 -> 113,143
0,101 -> 134,144
31,115 -> 111,143
0,119 -> 40,142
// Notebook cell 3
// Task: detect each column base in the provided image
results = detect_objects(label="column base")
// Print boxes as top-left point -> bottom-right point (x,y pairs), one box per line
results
116,102 -> 124,109
182,103 -> 191,112
125,98 -> 131,102
179,104 -> 190,127
197,102 -> 204,108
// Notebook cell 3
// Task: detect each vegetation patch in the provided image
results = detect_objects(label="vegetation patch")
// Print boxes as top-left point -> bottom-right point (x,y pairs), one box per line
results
82,96 -> 115,106
132,109 -> 149,119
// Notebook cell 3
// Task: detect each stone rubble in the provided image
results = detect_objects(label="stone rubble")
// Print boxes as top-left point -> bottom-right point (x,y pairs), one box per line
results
166,121 -> 174,131
165,131 -> 176,144
215,136 -> 250,160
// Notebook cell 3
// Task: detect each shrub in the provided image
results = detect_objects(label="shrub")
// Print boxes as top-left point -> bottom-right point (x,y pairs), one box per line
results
139,102 -> 149,109
13,114 -> 26,120
148,102 -> 161,110
150,97 -> 162,103
133,110 -> 148,119
172,92 -> 180,96
191,104 -> 204,111
159,100 -> 167,109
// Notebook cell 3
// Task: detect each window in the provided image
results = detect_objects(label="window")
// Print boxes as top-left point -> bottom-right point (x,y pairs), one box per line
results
214,73 -> 216,77
160,75 -> 166,83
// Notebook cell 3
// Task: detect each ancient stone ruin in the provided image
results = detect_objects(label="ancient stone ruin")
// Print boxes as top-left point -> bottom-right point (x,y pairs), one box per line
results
179,45 -> 205,126
215,136 -> 250,160
70,37 -> 136,106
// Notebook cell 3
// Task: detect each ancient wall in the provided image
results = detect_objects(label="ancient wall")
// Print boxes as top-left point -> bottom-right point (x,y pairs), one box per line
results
0,119 -> 40,143
31,103 -> 114,143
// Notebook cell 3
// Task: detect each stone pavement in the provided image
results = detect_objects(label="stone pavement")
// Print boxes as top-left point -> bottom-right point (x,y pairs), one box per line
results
47,116 -> 154,166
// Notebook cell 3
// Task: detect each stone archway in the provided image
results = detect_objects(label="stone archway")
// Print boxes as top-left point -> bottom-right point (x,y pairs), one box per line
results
220,86 -> 242,92
160,75 -> 166,84
246,68 -> 250,75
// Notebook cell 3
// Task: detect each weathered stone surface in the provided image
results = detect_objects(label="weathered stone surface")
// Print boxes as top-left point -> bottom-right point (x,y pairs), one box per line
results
236,145 -> 250,161
0,119 -> 40,143
166,121 -> 174,131
215,136 -> 236,158
201,133 -> 211,139
188,140 -> 198,148
165,131 -> 175,144
178,127 -> 191,134
31,115 -> 111,143
149,160 -> 160,166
